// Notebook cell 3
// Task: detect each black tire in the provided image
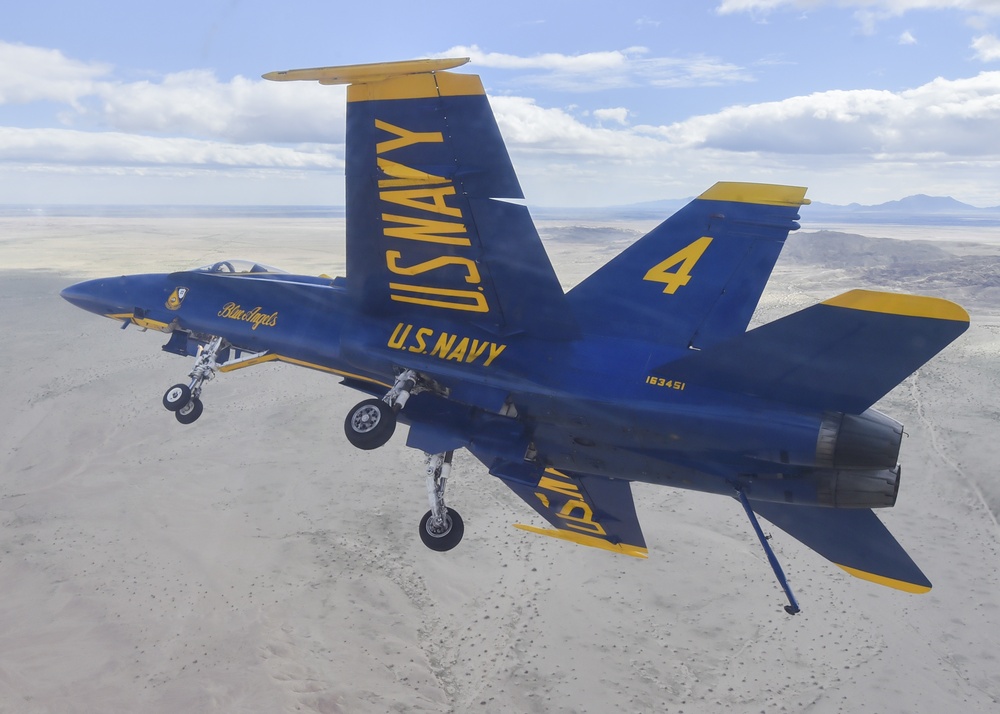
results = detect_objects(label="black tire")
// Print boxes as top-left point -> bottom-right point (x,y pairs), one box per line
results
175,397 -> 203,425
419,509 -> 464,552
162,383 -> 191,412
344,398 -> 396,450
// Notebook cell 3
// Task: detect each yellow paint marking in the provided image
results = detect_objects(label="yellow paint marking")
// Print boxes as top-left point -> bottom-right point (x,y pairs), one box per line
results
264,59 -> 484,102
389,283 -> 489,313
434,72 -> 486,97
836,565 -> 932,594
643,237 -> 712,294
381,214 -> 470,246
514,524 -> 648,559
380,186 -> 462,217
375,119 -> 443,155
377,158 -> 449,188
263,58 -> 470,85
217,353 -> 391,388
698,182 -> 810,207
106,313 -> 171,332
823,289 -> 969,322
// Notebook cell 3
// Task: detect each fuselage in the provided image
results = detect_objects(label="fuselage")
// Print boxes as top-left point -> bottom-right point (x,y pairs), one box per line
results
61,266 -> 904,509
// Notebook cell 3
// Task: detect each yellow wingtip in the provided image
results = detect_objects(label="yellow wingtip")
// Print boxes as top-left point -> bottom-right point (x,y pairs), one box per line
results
837,564 -> 932,594
823,289 -> 969,323
514,524 -> 648,559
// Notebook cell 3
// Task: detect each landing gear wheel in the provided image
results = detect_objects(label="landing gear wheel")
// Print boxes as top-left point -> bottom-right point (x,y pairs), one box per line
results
419,508 -> 464,552
344,398 -> 396,450
175,397 -> 203,425
162,383 -> 192,412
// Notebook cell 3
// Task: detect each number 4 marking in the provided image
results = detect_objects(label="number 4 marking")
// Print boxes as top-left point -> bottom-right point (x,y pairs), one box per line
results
643,236 -> 713,294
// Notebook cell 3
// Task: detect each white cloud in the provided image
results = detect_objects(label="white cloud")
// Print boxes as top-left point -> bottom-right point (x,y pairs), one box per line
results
6,42 -> 1000,206
0,127 -> 340,170
96,70 -> 346,143
655,71 -> 1000,158
900,30 -> 919,44
439,45 -> 754,91
972,34 -> 1000,60
0,42 -> 111,105
717,1 -> 1000,14
440,45 -> 643,73
593,108 -> 630,125
473,69 -> 1000,205
0,41 -> 346,144
490,97 -> 663,159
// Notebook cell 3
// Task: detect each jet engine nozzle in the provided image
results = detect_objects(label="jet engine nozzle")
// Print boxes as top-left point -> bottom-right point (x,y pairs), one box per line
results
816,409 -> 903,470
813,465 -> 901,508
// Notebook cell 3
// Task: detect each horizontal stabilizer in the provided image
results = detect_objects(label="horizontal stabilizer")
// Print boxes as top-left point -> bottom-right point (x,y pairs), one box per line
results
658,289 -> 969,413
749,501 -> 931,593
488,464 -> 648,558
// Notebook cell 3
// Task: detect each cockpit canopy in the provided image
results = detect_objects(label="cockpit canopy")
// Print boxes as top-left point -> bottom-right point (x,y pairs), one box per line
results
195,259 -> 286,274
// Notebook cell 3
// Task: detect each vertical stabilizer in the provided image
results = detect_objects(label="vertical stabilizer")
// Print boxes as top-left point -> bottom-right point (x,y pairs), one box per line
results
566,183 -> 808,349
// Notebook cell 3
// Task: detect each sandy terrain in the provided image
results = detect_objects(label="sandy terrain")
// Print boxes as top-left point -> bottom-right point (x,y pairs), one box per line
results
0,214 -> 998,713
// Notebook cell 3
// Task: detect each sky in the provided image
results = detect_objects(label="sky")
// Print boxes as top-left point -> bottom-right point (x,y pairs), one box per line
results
3,0 -> 1000,207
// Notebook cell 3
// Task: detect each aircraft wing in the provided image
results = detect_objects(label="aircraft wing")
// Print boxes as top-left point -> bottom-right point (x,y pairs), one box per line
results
473,454 -> 649,558
748,500 -> 932,593
267,58 -> 578,339
656,289 -> 969,413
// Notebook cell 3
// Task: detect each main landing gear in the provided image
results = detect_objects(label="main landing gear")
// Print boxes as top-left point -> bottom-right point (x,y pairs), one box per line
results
161,335 -> 226,425
420,451 -> 464,551
343,369 -> 418,450
344,371 -> 464,552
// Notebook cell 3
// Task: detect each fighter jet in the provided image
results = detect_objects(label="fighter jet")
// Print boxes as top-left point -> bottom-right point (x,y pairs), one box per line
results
61,58 -> 968,613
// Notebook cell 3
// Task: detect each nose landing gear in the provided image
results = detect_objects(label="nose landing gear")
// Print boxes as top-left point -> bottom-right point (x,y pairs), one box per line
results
161,335 -> 226,425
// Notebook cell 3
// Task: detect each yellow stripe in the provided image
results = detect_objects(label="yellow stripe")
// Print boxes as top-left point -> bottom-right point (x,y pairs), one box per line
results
263,58 -> 483,103
217,352 -> 391,388
435,72 -> 484,97
216,353 -> 279,372
514,524 -> 648,559
347,70 -> 484,102
106,313 -> 171,332
823,289 -> 969,322
837,564 -> 932,594
348,73 -> 441,102
697,182 -> 810,207
262,58 -> 469,85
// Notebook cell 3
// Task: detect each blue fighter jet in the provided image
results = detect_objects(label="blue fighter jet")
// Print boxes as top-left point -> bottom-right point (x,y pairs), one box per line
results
61,58 -> 969,613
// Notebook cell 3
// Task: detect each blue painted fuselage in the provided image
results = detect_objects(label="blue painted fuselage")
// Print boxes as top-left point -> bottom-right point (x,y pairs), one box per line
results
63,268 -> 841,505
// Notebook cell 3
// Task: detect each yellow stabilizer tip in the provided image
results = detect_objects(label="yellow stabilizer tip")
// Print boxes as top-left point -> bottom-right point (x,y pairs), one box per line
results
837,564 -> 932,594
823,289 -> 970,322
263,58 -> 470,85
514,524 -> 649,559
698,182 -> 810,207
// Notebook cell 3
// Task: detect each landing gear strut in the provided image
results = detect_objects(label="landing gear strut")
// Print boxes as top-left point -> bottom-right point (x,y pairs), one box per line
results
162,335 -> 226,425
419,451 -> 464,551
344,369 -> 418,450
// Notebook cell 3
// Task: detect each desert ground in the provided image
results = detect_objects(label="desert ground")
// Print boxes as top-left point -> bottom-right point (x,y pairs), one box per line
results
0,212 -> 998,713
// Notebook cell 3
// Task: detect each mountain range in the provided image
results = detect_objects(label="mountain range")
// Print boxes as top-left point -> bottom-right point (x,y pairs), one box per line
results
533,194 -> 1000,226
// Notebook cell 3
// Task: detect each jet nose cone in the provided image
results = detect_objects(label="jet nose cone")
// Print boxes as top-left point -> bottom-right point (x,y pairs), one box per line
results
60,277 -> 122,316
61,279 -> 96,309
